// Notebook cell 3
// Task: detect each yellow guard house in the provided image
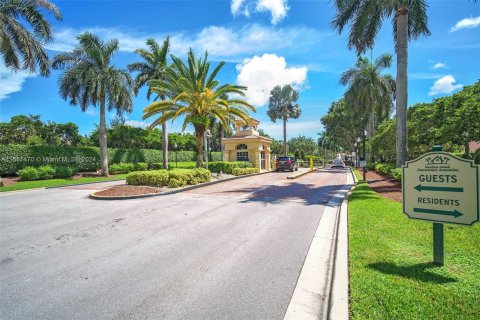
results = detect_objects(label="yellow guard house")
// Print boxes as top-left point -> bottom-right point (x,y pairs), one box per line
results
222,118 -> 273,171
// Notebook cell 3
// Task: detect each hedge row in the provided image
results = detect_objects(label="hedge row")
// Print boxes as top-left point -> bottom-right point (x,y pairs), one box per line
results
232,167 -> 259,176
367,162 -> 402,181
17,165 -> 77,181
126,168 -> 211,188
0,144 -> 221,175
206,161 -> 253,174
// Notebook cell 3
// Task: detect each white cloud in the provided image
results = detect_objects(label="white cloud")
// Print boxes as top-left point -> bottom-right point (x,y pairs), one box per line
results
48,24 -> 319,61
236,54 -> 307,107
125,120 -> 149,128
431,62 -> 446,70
231,0 -> 289,25
450,16 -> 480,32
84,108 -> 98,116
428,75 -> 463,96
0,63 -> 35,101
260,120 -> 321,140
409,73 -> 442,80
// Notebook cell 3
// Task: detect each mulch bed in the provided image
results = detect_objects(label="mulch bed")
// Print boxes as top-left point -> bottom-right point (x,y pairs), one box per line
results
94,185 -> 164,197
360,169 -> 402,203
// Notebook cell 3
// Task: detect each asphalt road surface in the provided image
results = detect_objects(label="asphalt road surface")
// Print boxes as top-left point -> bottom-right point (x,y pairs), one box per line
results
0,167 -> 348,320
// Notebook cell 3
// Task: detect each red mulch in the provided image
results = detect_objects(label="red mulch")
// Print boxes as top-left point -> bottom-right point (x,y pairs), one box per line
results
94,185 -> 164,197
1,176 -> 19,187
361,169 -> 402,203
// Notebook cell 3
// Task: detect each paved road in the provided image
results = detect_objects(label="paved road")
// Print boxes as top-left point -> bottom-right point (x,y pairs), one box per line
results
0,168 -> 348,320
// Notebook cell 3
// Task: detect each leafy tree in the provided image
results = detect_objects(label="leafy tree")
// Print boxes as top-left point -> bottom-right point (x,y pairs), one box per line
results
288,135 -> 318,155
0,0 -> 62,76
267,85 -> 301,156
128,37 -> 170,169
332,0 -> 430,166
143,49 -> 255,167
321,99 -> 361,151
53,32 -> 134,176
340,54 -> 395,139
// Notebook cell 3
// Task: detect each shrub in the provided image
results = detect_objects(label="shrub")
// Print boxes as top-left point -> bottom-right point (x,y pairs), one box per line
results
127,170 -> 169,187
37,165 -> 55,180
232,167 -> 259,176
17,166 -> 39,181
390,168 -> 402,181
169,169 -> 192,185
133,162 -> 148,171
192,168 -> 211,183
151,162 -> 164,170
168,178 -> 185,188
54,166 -> 76,178
207,161 -> 252,174
109,163 -> 135,174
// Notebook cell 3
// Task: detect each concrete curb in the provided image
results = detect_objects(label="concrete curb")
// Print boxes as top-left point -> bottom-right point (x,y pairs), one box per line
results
47,178 -> 126,189
0,187 -> 46,194
286,168 -> 316,179
283,169 -> 353,320
89,170 -> 273,200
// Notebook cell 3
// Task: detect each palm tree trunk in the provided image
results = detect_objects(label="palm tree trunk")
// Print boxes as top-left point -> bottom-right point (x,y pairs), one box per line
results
195,125 -> 205,168
99,99 -> 109,176
220,124 -> 225,160
396,6 -> 408,167
161,95 -> 168,169
283,116 -> 287,156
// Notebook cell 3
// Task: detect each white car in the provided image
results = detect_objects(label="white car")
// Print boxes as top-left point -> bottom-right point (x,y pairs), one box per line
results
332,158 -> 345,168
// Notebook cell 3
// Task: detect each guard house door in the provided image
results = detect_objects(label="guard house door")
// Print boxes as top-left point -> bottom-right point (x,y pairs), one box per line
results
261,151 -> 266,170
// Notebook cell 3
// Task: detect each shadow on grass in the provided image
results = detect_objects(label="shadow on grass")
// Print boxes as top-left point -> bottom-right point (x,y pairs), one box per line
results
367,262 -> 457,284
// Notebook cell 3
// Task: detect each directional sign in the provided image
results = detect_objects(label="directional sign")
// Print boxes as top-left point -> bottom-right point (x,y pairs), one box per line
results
402,152 -> 480,226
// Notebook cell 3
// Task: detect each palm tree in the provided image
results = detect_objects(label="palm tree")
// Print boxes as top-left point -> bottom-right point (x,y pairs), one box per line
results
52,32 -> 134,176
143,49 -> 255,168
0,0 -> 62,76
128,37 -> 170,169
332,0 -> 430,166
267,85 -> 301,156
340,54 -> 396,141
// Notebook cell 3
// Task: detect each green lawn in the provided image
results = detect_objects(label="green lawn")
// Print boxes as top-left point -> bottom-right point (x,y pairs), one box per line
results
349,181 -> 480,320
0,174 -> 127,192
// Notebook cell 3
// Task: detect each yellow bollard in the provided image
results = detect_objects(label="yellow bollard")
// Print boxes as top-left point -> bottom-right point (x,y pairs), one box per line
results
310,158 -> 313,172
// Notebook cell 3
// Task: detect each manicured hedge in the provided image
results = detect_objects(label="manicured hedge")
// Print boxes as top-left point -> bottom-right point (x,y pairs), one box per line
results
206,161 -> 253,174
17,165 -> 77,181
232,167 -> 259,176
108,162 -> 148,174
0,144 -> 221,175
126,168 -> 211,188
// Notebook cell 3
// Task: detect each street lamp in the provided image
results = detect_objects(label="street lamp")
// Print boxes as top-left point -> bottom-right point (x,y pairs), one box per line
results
174,143 -> 178,168
204,129 -> 212,170
361,117 -> 366,181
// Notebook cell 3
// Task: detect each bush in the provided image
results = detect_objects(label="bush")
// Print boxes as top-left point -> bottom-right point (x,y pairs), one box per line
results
232,167 -> 259,176
133,162 -> 148,171
151,162 -> 164,170
54,166 -> 76,178
37,165 -> 55,180
17,166 -> 39,181
390,168 -> 402,181
127,170 -> 169,187
207,161 -> 252,174
109,163 -> 135,174
168,178 -> 186,188
192,168 -> 211,183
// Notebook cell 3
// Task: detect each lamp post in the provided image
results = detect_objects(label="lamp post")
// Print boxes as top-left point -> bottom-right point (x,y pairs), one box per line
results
353,141 -> 358,168
174,143 -> 178,168
204,129 -> 212,170
361,117 -> 366,181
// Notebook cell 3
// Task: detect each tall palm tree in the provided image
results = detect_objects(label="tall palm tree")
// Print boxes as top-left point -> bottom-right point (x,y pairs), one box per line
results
52,32 -> 134,176
340,54 -> 396,140
128,37 -> 170,169
267,85 -> 301,156
0,0 -> 62,76
332,0 -> 430,166
143,49 -> 255,168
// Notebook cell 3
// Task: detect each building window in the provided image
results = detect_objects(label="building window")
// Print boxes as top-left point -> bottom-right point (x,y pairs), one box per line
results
237,151 -> 249,161
236,144 -> 248,150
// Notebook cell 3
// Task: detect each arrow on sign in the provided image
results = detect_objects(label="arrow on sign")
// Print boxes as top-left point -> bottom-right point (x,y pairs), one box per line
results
414,185 -> 464,193
413,207 -> 463,218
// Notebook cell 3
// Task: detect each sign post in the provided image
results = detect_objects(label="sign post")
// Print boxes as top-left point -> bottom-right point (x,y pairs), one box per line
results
402,145 -> 480,265
310,158 -> 313,172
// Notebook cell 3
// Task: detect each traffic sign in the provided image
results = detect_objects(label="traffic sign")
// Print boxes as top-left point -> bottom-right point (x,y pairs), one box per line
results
402,151 -> 480,226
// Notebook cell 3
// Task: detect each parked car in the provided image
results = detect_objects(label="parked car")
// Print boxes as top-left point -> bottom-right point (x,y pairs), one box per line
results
275,156 -> 298,172
332,158 -> 346,168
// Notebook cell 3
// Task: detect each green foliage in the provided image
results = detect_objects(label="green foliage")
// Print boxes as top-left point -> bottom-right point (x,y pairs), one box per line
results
37,165 -> 55,180
232,167 -> 259,176
54,166 -> 76,178
288,135 -> 318,156
109,163 -> 135,174
0,144 -> 221,175
17,166 -> 39,181
126,170 -> 169,187
168,178 -> 185,188
300,150 -> 306,160
294,150 -> 300,159
390,168 -> 402,181
206,161 -> 252,174
126,168 -> 211,188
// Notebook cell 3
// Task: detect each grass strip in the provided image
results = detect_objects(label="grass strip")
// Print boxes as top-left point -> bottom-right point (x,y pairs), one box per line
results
349,181 -> 480,319
0,174 -> 127,192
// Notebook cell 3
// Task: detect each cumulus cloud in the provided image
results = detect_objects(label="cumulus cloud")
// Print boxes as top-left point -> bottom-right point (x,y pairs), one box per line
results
236,54 -> 307,106
431,62 -> 446,70
231,0 -> 289,25
428,75 -> 463,96
0,63 -> 34,101
48,24 -> 319,61
125,120 -> 150,128
450,16 -> 480,32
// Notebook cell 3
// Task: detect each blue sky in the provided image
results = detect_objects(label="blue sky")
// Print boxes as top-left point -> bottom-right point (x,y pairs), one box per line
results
1,0 -> 479,140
